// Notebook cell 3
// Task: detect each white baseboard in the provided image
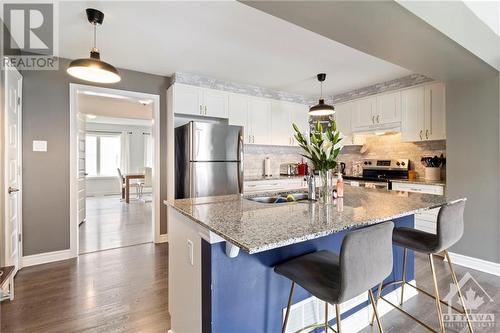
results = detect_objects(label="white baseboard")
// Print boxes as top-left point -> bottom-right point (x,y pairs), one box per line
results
447,252 -> 500,277
157,233 -> 168,243
22,249 -> 75,268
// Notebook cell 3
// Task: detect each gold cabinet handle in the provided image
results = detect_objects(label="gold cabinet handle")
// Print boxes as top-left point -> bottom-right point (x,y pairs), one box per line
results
419,130 -> 423,140
204,105 -> 208,115
426,129 -> 429,139
376,115 -> 380,123
372,115 -> 375,124
199,105 -> 203,115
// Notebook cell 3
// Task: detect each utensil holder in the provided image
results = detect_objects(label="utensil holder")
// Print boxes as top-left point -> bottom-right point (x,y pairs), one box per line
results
424,167 -> 441,181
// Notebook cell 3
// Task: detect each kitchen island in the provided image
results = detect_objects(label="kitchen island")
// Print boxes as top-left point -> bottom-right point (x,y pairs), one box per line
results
166,186 -> 449,333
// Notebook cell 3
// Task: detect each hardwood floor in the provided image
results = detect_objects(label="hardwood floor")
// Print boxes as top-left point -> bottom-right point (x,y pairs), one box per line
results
79,195 -> 152,254
1,243 -> 498,332
359,253 -> 500,333
0,243 -> 169,333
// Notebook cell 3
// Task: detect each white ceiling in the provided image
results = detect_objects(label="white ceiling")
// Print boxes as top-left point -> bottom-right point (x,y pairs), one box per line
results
59,1 -> 411,96
78,93 -> 153,119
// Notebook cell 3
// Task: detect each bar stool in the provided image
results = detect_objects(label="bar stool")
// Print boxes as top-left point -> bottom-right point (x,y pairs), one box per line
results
372,198 -> 474,333
275,221 -> 394,333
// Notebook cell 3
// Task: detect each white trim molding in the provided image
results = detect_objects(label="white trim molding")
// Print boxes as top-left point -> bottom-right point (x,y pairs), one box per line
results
157,233 -> 168,243
69,84 -> 161,257
447,252 -> 500,277
22,249 -> 74,267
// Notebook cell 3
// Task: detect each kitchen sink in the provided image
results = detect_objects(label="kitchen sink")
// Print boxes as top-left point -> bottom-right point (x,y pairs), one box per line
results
246,192 -> 311,204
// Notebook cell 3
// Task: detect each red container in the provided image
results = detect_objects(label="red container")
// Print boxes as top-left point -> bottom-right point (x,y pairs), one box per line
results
297,163 -> 308,176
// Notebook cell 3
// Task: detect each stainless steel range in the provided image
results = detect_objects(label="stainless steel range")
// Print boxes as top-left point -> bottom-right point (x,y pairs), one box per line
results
344,159 -> 409,189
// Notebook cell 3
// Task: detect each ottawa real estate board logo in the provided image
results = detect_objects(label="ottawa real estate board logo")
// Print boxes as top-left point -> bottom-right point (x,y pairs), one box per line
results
2,2 -> 58,70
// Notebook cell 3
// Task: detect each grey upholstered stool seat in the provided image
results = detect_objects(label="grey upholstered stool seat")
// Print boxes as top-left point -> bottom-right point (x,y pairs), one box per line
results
372,199 -> 474,333
275,221 -> 394,333
275,250 -> 341,304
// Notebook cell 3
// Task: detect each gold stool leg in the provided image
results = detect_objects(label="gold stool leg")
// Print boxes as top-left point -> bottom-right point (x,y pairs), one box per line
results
444,251 -> 474,333
335,304 -> 341,333
369,289 -> 384,333
282,282 -> 295,333
325,301 -> 329,331
429,254 -> 446,333
400,248 -> 408,305
370,282 -> 383,326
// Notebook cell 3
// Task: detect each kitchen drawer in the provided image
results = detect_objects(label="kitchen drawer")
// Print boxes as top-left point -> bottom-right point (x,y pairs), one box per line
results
415,216 -> 436,234
244,178 -> 306,193
391,182 -> 444,195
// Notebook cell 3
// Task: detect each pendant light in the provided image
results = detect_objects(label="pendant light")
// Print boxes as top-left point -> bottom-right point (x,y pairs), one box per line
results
67,8 -> 121,84
309,73 -> 334,116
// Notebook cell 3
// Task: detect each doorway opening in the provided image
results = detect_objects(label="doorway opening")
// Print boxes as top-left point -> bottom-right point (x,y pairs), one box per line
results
70,84 -> 160,255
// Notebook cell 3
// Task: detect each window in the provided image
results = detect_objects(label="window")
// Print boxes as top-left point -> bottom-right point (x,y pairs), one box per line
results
85,133 -> 121,176
144,133 -> 153,168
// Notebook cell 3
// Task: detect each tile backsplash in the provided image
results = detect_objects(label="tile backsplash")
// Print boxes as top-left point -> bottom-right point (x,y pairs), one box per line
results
339,133 -> 446,179
244,133 -> 446,180
244,145 -> 303,178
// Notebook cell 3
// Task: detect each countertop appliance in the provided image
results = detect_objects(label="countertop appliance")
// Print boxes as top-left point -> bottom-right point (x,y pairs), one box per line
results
344,159 -> 409,189
175,121 -> 243,199
280,163 -> 298,176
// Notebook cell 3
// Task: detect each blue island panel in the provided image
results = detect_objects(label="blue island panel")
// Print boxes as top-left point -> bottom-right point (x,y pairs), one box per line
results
203,215 -> 414,333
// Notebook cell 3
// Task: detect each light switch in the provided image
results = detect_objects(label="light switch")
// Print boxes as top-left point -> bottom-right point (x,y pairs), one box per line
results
33,140 -> 47,152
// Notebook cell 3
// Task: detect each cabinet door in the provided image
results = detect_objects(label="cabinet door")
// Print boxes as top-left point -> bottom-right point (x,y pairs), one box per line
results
335,102 -> 354,145
401,86 -> 424,142
352,96 -> 376,130
174,84 -> 202,116
290,103 -> 309,146
376,91 -> 401,125
228,93 -> 250,143
425,82 -> 446,140
203,88 -> 228,118
271,101 -> 292,146
248,98 -> 271,145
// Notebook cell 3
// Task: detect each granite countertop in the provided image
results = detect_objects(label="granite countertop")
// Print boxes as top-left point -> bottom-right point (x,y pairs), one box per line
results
167,186 -> 450,254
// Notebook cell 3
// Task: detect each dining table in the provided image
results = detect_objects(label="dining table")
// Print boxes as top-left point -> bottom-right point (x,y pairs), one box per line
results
124,173 -> 145,203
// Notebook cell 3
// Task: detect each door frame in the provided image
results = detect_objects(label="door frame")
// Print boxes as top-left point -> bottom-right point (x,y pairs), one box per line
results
69,83 -> 161,257
3,61 -> 23,271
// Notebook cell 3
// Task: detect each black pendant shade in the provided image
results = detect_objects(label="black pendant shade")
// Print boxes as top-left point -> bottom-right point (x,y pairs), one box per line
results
67,8 -> 121,84
309,73 -> 334,116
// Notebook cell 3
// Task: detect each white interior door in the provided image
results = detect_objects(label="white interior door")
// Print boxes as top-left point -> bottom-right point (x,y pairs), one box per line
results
77,113 -> 86,224
4,65 -> 23,275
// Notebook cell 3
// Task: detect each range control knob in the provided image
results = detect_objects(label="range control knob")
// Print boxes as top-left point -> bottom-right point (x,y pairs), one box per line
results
364,161 -> 368,165
396,162 -> 401,166
401,161 -> 406,166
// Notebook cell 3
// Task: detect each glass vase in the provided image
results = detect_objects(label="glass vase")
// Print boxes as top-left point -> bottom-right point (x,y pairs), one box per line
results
319,169 -> 333,204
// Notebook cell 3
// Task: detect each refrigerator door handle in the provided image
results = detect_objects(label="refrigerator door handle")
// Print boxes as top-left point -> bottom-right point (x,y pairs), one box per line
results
237,132 -> 244,194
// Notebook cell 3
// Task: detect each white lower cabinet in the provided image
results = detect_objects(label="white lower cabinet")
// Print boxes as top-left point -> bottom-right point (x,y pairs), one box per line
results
391,181 -> 445,233
244,178 -> 306,194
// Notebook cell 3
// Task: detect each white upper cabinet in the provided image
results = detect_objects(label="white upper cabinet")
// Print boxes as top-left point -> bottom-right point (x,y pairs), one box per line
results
203,88 -> 228,118
352,96 -> 377,131
401,86 -> 425,141
248,98 -> 272,145
376,91 -> 401,125
271,101 -> 292,146
290,103 -> 309,146
401,82 -> 446,142
173,84 -> 228,118
335,101 -> 366,146
173,83 -> 202,116
228,93 -> 250,144
425,82 -> 446,140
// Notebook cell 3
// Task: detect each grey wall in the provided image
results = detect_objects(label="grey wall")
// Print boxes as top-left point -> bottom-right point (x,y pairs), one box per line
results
446,74 -> 500,262
22,58 -> 170,256
243,1 -> 500,263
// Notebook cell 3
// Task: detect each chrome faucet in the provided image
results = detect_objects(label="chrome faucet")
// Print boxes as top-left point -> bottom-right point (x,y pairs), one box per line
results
305,171 -> 316,201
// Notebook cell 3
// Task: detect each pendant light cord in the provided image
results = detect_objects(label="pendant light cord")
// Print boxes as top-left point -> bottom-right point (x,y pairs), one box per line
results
93,23 -> 97,49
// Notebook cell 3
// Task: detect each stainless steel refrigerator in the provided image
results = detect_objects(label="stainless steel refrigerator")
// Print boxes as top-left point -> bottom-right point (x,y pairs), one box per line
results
175,121 -> 244,199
